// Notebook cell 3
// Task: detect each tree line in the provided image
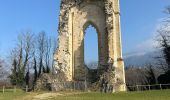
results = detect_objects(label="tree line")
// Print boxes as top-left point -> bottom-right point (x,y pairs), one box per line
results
8,31 -> 56,89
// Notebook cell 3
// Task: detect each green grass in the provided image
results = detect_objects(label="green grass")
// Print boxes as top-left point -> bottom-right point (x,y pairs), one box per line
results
1,89 -> 170,100
51,90 -> 170,100
0,89 -> 27,100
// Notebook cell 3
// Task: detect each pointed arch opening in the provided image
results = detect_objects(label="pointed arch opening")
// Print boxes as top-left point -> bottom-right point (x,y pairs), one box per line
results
84,24 -> 99,70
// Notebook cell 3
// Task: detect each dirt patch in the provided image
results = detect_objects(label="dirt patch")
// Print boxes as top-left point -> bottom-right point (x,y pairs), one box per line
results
32,93 -> 63,100
18,92 -> 84,100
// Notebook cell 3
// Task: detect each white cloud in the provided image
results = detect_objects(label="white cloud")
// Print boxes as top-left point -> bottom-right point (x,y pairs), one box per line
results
124,14 -> 170,58
124,22 -> 163,58
136,38 -> 158,51
124,39 -> 160,59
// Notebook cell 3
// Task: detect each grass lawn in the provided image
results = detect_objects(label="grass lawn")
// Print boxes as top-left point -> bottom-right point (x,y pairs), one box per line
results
0,89 -> 27,100
51,90 -> 170,100
0,89 -> 170,100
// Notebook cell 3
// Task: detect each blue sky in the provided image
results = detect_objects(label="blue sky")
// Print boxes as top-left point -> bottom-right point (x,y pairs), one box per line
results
0,0 -> 170,62
121,0 -> 170,56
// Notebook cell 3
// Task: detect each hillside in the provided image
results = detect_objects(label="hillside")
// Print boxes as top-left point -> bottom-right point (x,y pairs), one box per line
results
124,50 -> 161,67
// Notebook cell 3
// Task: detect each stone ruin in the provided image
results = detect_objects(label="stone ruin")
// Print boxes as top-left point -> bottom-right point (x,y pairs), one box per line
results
52,0 -> 126,92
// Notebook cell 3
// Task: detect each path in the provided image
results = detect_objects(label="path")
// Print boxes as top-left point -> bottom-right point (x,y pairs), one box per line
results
32,93 -> 63,100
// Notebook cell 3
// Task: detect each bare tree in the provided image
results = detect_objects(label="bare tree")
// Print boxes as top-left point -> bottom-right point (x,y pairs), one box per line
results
156,6 -> 170,71
156,28 -> 170,84
36,32 -> 56,76
33,57 -> 37,89
8,30 -> 57,89
37,32 -> 46,77
126,66 -> 148,86
9,39 -> 25,86
155,6 -> 170,84
44,37 -> 55,73
164,6 -> 170,22
0,58 -> 5,78
144,64 -> 157,85
9,31 -> 35,87
0,58 -> 10,86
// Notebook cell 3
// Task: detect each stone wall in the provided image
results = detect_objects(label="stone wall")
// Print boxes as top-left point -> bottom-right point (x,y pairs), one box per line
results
54,0 -> 126,92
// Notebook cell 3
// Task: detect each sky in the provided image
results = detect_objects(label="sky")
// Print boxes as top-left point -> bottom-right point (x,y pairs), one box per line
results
0,0 -> 170,62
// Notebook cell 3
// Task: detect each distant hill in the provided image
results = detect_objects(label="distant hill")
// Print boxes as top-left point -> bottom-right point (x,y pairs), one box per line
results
86,50 -> 161,69
124,50 -> 161,67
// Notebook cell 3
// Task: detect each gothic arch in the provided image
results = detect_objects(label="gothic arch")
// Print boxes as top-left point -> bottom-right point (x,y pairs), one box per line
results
83,21 -> 99,35
54,0 -> 126,92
